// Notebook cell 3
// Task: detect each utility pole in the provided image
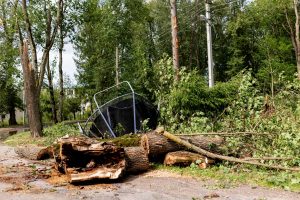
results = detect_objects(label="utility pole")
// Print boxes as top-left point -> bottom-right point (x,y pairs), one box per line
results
205,0 -> 214,87
170,0 -> 180,81
115,46 -> 119,85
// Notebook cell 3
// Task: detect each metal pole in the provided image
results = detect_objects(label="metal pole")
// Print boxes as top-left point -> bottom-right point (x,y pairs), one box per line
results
205,0 -> 214,87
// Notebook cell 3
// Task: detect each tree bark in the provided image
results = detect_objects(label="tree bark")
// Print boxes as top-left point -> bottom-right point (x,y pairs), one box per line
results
141,131 -> 224,161
294,0 -> 300,79
8,106 -> 17,125
58,0 -> 64,122
164,151 -> 214,167
170,0 -> 180,81
20,40 -> 43,137
46,55 -> 58,124
124,147 -> 149,173
286,1 -> 300,79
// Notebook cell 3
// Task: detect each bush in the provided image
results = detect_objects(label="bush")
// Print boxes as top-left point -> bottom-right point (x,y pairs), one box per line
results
152,55 -> 240,133
220,73 -> 300,167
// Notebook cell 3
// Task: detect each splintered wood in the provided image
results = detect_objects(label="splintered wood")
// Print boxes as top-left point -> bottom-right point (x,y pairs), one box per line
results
53,136 -> 150,183
53,137 -> 126,183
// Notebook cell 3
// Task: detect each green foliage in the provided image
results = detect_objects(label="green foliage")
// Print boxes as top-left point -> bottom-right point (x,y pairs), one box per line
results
65,96 -> 81,120
43,123 -> 80,145
220,73 -> 300,166
152,56 -> 239,133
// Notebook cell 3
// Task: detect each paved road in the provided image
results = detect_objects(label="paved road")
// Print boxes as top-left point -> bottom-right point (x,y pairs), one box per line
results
0,144 -> 299,200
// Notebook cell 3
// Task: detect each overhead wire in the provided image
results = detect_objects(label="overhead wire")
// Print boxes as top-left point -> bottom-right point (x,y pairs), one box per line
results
152,0 -> 245,39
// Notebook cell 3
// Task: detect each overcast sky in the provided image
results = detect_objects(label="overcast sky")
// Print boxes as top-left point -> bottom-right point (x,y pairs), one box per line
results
48,42 -> 77,86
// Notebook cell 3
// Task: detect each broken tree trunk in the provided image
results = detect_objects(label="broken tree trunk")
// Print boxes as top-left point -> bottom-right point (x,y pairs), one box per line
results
53,136 -> 126,183
158,129 -> 300,171
164,151 -> 214,168
15,145 -> 53,160
53,136 -> 150,183
124,147 -> 149,173
141,131 -> 223,161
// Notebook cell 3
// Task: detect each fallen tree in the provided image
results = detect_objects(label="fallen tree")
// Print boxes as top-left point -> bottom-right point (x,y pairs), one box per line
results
141,131 -> 223,161
53,136 -> 149,183
157,128 -> 300,172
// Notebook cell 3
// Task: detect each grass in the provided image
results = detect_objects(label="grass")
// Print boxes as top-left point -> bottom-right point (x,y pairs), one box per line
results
4,123 -> 80,146
153,164 -> 300,192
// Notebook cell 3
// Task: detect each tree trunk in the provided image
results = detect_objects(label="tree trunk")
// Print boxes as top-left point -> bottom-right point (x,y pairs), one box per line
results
170,0 -> 180,81
58,0 -> 64,122
53,136 -> 126,183
124,147 -> 149,173
159,129 -> 300,171
18,0 -> 63,137
46,55 -> 58,124
8,104 -> 17,125
141,131 -> 224,161
297,52 -> 300,79
164,151 -> 214,167
53,136 -> 151,182
293,0 -> 300,79
20,40 -> 43,137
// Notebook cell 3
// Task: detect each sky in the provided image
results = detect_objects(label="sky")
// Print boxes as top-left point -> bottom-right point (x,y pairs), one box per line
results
60,42 -> 77,84
49,41 -> 77,86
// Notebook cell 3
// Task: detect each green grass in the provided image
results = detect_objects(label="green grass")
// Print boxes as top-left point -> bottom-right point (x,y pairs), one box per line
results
154,164 -> 300,192
4,123 -> 80,146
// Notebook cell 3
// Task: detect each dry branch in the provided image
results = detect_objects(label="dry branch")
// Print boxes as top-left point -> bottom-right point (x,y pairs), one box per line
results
175,132 -> 269,136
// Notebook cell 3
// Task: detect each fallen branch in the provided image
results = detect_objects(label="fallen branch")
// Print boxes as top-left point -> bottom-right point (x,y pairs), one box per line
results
175,132 -> 269,136
157,128 -> 300,172
242,157 -> 293,161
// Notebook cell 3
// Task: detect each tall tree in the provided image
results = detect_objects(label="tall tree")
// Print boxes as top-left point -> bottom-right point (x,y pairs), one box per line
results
58,0 -> 64,122
0,0 -> 21,125
17,0 -> 62,137
285,0 -> 300,79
